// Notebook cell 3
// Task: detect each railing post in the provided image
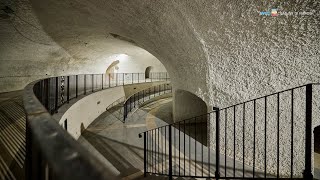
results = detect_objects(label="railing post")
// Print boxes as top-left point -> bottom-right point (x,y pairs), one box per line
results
67,76 -> 70,103
304,84 -> 313,179
214,107 -> 220,179
92,74 -> 94,92
76,75 -> 78,98
144,132 -> 147,177
55,77 -> 58,112
132,73 -> 133,84
102,74 -> 104,89
84,74 -> 86,95
168,125 -> 172,180
123,73 -> 124,85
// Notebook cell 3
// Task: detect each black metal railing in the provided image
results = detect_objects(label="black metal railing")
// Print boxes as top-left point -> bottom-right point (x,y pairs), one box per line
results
31,72 -> 169,114
123,83 -> 172,122
23,72 -> 169,180
139,83 -> 320,179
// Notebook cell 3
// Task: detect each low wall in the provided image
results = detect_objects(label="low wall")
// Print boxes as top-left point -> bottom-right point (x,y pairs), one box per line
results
54,82 -> 169,140
123,81 -> 170,98
58,86 -> 125,139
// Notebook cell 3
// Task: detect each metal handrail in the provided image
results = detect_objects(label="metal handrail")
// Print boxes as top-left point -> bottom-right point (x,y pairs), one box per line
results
123,83 -> 172,122
23,72 -> 169,180
139,83 -> 318,179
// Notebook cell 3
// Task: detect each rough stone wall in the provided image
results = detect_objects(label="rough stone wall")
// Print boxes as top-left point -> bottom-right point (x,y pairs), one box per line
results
0,0 -> 166,93
1,0 -> 319,177
209,87 -> 320,177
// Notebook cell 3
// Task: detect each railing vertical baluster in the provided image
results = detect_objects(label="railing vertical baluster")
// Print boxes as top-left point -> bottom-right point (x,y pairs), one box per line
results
92,74 -> 94,92
174,123 -> 176,174
101,74 -> 103,89
133,93 -> 136,108
189,119 -> 191,176
233,105 -> 236,178
123,73 -> 124,85
158,127 -> 160,174
225,109 -> 227,176
215,108 -> 220,179
195,117 -> 197,176
208,113 -> 210,177
144,132 -> 147,177
179,121 -> 181,176
184,120 -> 186,176
291,89 -> 294,178
162,127 -> 163,174
84,74 -> 86,95
243,103 -> 245,178
67,76 -> 70,103
55,77 -> 58,112
76,75 -> 78,98
277,93 -> 280,179
253,100 -> 256,178
165,126 -> 167,174
265,97 -> 267,178
304,84 -> 313,179
169,125 -> 172,180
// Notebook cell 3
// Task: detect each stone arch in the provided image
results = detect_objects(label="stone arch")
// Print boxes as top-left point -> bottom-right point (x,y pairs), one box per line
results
106,60 -> 120,79
145,66 -> 153,79
173,89 -> 207,122
173,89 -> 208,145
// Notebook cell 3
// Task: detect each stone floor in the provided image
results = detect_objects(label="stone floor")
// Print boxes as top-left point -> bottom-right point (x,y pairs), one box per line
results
0,91 -> 319,179
78,97 -> 278,179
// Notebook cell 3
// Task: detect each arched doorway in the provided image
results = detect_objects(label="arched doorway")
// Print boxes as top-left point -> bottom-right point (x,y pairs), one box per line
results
106,60 -> 120,80
174,89 -> 208,145
145,66 -> 153,79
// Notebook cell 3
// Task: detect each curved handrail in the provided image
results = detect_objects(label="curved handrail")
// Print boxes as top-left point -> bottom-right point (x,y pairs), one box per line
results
23,72 -> 169,179
139,83 -> 315,134
24,79 -> 110,180
123,82 -> 172,122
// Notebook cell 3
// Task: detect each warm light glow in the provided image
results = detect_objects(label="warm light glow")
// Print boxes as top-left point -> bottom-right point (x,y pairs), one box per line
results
116,53 -> 129,61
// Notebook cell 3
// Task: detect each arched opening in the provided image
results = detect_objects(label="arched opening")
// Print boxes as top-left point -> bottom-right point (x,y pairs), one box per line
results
145,66 -> 153,79
314,125 -> 320,178
173,89 -> 208,145
106,60 -> 120,79
106,60 -> 120,74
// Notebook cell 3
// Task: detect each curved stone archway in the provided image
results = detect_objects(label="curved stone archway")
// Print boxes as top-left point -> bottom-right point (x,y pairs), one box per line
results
145,66 -> 153,79
173,89 -> 208,122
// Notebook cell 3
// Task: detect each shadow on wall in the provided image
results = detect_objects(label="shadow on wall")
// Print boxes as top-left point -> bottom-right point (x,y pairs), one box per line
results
173,89 -> 207,122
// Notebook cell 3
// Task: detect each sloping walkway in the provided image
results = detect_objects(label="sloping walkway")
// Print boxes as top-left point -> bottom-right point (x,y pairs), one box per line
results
0,91 -> 25,180
79,97 -> 271,179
